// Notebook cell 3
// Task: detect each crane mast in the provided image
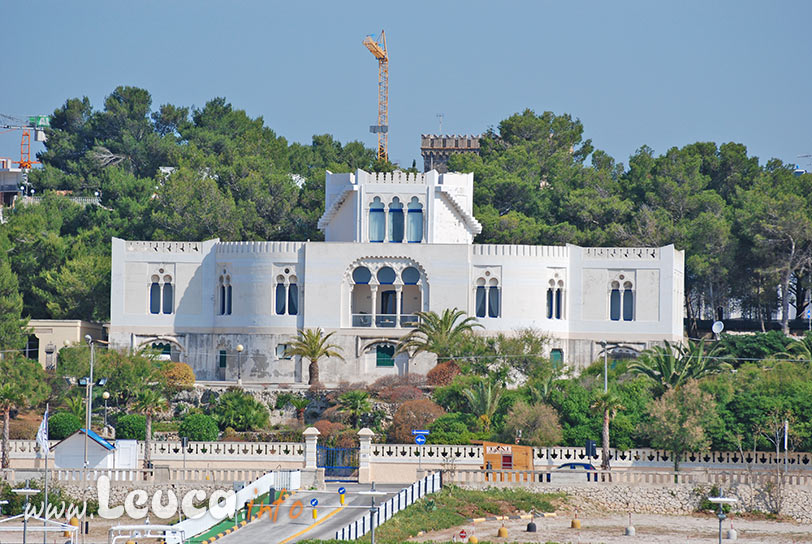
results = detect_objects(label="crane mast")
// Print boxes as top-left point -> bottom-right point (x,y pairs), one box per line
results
363,30 -> 389,162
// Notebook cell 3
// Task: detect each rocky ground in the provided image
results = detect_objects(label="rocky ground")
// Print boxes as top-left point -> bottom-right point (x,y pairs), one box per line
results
412,512 -> 812,543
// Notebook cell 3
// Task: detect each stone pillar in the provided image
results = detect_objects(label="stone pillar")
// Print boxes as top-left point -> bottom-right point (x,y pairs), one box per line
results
370,285 -> 378,327
358,428 -> 375,484
395,285 -> 403,326
303,426 -> 320,469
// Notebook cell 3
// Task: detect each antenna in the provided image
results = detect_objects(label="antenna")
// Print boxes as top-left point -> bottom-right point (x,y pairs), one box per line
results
436,113 -> 444,134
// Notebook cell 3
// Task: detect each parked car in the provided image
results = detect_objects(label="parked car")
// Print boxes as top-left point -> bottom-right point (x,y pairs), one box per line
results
553,462 -> 598,482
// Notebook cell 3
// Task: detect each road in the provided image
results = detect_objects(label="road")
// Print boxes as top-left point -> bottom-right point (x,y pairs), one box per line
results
217,483 -> 403,544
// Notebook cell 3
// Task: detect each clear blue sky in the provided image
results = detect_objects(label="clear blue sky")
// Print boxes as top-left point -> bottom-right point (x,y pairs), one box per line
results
2,1 -> 811,170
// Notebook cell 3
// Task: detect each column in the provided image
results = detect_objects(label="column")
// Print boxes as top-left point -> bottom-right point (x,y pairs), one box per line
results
370,285 -> 378,328
395,285 -> 403,327
358,428 -> 375,483
303,427 -> 320,469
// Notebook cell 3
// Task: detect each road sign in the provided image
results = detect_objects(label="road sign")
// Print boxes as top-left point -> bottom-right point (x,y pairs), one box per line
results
415,434 -> 427,445
310,498 -> 318,507
412,429 -> 430,435
459,529 -> 467,538
338,487 -> 346,495
807,309 -> 811,319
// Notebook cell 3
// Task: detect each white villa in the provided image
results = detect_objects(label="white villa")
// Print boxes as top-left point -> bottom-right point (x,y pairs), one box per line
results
108,169 -> 684,384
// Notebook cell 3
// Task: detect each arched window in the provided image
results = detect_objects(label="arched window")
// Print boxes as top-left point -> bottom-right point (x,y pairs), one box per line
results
376,344 -> 396,367
275,271 -> 298,316
377,266 -> 396,285
352,266 -> 371,284
555,280 -> 563,320
369,197 -> 385,242
475,278 -> 486,318
622,281 -> 634,321
218,274 -> 232,316
610,281 -> 621,321
162,275 -> 174,314
407,197 -> 423,243
150,275 -> 161,314
388,197 -> 404,243
401,267 -> 420,285
275,275 -> 287,315
288,275 -> 299,316
488,278 -> 501,318
351,266 -> 372,327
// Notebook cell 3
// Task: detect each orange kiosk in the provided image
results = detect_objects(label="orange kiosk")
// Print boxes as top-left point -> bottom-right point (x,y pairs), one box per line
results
481,441 -> 534,481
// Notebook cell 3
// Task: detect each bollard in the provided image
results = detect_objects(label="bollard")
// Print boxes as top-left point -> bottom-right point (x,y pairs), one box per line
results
526,520 -> 537,532
65,516 -> 80,537
497,524 -> 508,538
468,536 -> 479,544
727,521 -> 737,540
625,512 -> 635,536
312,508 -> 317,521
571,509 -> 581,529
340,494 -> 345,506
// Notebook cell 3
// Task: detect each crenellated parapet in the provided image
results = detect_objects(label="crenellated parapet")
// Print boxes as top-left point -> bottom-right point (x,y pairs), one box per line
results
216,241 -> 305,254
420,134 -> 481,173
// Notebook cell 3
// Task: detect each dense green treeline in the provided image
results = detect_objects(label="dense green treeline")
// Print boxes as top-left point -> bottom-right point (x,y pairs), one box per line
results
5,85 -> 812,329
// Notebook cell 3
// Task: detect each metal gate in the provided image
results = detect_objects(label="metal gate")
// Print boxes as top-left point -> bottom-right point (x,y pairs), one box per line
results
317,446 -> 360,481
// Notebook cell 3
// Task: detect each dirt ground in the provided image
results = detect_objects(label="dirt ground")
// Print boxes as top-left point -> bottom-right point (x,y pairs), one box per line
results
412,513 -> 812,543
0,514 -> 183,544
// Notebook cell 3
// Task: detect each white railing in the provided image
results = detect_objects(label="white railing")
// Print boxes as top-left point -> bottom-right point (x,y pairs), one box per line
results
334,472 -> 442,540
444,469 -> 812,487
1,467 -> 276,484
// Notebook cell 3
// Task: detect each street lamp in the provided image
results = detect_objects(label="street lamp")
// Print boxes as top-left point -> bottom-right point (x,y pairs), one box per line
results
708,492 -> 738,544
236,344 -> 244,386
12,483 -> 40,544
83,335 -> 95,471
102,391 -> 110,429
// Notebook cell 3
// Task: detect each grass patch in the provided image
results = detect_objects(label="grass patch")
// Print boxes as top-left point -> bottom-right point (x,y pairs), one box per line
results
153,420 -> 180,432
300,486 -> 562,544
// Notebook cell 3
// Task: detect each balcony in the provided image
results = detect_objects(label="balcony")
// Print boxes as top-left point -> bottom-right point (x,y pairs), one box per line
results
351,314 -> 419,328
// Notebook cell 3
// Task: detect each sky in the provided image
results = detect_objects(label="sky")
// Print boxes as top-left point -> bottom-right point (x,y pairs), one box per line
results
2,1 -> 811,170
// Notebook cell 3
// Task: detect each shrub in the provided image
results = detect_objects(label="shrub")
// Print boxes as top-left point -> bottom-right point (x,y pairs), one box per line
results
48,412 -> 82,440
388,399 -> 445,443
213,389 -> 269,431
367,374 -> 426,395
116,414 -> 147,440
161,362 -> 196,393
501,401 -> 562,446
314,420 -> 348,447
428,412 -> 486,444
179,413 -> 219,441
427,360 -> 461,386
377,385 -> 424,403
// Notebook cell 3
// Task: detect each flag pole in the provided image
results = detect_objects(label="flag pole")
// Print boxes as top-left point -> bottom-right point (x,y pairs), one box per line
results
42,403 -> 49,544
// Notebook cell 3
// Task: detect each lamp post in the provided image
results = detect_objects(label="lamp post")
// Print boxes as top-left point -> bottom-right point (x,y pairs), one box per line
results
13,482 -> 40,544
236,344 -> 244,386
102,391 -> 110,429
83,335 -> 95,471
708,492 -> 737,544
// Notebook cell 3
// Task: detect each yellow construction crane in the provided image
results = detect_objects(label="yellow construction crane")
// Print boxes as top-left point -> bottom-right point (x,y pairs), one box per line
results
363,30 -> 389,162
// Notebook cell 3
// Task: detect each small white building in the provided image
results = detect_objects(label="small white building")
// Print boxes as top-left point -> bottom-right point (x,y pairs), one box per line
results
53,429 -> 137,469
108,169 -> 684,384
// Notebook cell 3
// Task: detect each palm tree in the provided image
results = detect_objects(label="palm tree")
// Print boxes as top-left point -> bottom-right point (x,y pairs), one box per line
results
590,391 -> 624,470
65,392 -> 86,422
338,390 -> 372,428
462,379 -> 503,432
396,308 -> 483,360
285,329 -> 344,386
132,389 -> 168,469
288,397 -> 310,425
777,332 -> 812,363
628,340 -> 731,395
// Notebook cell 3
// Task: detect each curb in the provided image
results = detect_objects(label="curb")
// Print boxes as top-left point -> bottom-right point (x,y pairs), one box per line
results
467,512 -> 556,523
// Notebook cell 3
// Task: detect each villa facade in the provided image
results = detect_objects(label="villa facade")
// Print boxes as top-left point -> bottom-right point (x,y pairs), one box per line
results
108,169 -> 684,384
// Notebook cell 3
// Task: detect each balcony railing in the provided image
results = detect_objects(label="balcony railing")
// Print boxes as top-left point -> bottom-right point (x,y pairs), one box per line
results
351,314 -> 419,328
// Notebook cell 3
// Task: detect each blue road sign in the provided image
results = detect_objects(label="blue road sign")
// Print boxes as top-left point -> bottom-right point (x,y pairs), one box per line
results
310,498 -> 318,507
338,487 -> 346,495
807,309 -> 811,319
411,429 -> 430,435
415,434 -> 427,445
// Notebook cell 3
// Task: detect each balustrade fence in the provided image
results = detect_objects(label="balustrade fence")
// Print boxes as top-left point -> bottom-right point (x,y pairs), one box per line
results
8,438 -> 812,471
334,472 -> 442,540
445,469 -> 812,487
0,467 -> 274,484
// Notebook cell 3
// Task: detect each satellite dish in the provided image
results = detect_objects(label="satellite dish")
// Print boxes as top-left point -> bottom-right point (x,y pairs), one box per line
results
712,321 -> 724,334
